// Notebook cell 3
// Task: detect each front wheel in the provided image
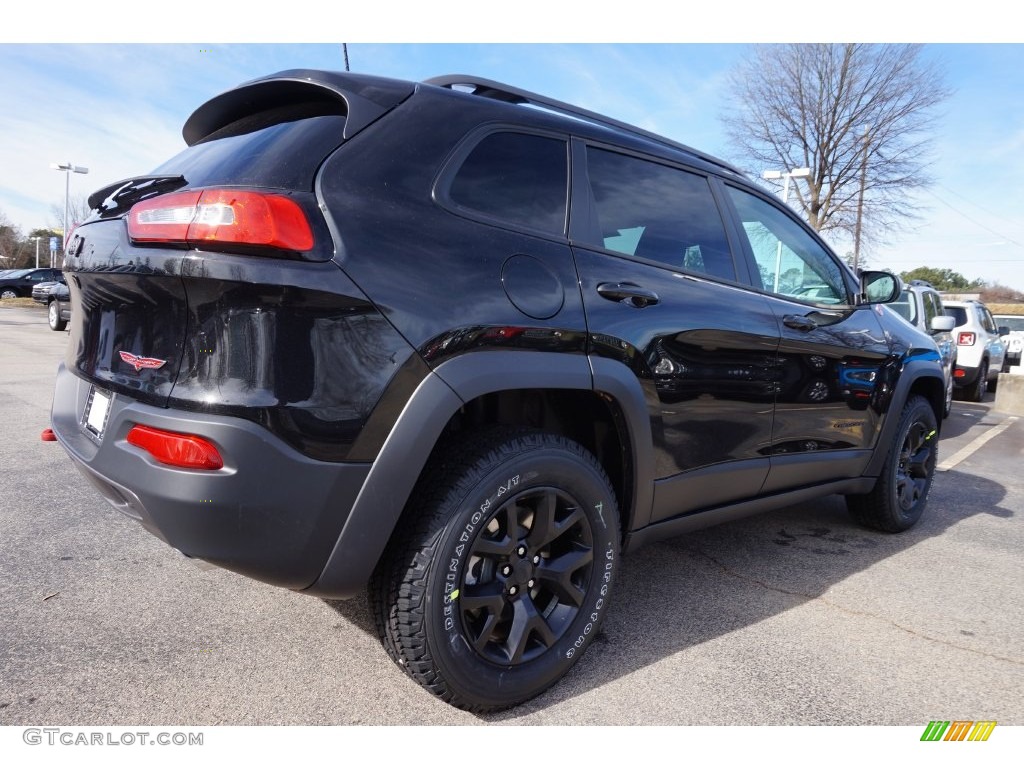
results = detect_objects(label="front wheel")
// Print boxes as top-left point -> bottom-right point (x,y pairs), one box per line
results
847,395 -> 938,532
370,429 -> 619,712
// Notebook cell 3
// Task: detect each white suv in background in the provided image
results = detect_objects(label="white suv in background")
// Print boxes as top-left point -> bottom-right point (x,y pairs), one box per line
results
944,300 -> 1006,401
889,280 -> 957,415
993,314 -> 1024,371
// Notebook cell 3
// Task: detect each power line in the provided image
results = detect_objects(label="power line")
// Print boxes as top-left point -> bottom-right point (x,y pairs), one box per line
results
934,181 -> 1023,230
922,187 -> 1024,249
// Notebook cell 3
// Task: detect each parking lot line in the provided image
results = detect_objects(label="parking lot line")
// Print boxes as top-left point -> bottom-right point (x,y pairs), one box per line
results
937,415 -> 1019,472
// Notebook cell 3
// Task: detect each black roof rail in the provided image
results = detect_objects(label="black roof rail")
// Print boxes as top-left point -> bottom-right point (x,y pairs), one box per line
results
425,74 -> 746,178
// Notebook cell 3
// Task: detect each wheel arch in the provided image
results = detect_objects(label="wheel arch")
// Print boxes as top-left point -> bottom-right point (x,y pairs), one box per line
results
304,350 -> 654,599
864,359 -> 945,478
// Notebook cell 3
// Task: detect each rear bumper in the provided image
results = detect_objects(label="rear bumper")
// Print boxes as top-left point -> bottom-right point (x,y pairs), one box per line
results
954,363 -> 982,387
51,363 -> 370,590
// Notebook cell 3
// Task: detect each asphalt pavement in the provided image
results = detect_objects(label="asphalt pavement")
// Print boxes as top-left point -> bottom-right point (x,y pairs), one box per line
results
1,303 -> 1021,727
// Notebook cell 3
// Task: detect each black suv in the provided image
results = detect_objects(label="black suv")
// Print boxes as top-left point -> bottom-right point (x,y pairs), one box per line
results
51,70 -> 947,712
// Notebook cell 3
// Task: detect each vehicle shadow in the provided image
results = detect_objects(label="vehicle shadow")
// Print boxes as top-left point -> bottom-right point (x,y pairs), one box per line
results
322,468 -> 1012,721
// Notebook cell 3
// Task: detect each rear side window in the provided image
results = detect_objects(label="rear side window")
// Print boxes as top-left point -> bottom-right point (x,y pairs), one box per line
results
947,307 -> 968,327
980,307 -> 997,333
151,103 -> 348,191
583,148 -> 735,280
448,132 -> 568,235
922,291 -> 941,328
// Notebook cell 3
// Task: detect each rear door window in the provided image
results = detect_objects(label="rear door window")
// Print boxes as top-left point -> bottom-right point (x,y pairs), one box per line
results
581,147 -> 736,281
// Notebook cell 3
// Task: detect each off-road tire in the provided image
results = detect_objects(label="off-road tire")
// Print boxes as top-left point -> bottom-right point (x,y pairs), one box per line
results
369,428 -> 619,712
846,395 -> 938,532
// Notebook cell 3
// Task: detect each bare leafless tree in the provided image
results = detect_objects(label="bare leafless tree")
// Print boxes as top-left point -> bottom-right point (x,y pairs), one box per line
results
49,193 -> 94,238
723,44 -> 950,252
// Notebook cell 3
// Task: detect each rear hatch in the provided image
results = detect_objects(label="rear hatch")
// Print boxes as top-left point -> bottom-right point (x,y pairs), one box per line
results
63,71 -> 414,446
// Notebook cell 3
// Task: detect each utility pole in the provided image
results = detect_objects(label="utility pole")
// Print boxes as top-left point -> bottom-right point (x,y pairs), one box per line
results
853,130 -> 869,272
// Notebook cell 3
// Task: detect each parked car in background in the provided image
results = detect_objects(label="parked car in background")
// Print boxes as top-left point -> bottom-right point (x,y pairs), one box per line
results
944,299 -> 1006,401
993,314 -> 1024,370
888,280 -> 957,415
0,267 -> 63,299
32,277 -> 71,331
32,279 -> 61,303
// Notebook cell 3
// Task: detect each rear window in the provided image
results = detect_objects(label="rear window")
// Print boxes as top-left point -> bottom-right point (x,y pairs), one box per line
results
947,307 -> 968,327
151,102 -> 347,191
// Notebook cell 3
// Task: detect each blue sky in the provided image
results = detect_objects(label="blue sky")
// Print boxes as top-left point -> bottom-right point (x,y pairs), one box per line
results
2,36 -> 1022,289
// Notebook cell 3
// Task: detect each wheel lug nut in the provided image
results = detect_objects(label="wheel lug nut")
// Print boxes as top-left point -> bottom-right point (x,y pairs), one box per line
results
516,545 -> 527,557
501,565 -> 512,577
532,555 -> 540,564
509,585 -> 518,595
528,579 -> 535,588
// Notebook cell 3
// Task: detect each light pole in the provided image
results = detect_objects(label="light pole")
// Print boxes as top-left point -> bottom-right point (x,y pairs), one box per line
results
762,166 -> 811,206
50,162 -> 89,255
32,236 -> 41,269
761,167 -> 812,292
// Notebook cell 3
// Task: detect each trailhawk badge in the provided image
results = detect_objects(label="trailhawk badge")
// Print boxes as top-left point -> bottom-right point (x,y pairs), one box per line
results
119,351 -> 167,372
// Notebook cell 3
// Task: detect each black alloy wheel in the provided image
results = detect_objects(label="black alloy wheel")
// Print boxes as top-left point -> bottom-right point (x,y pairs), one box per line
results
370,429 -> 619,712
459,486 -> 594,665
847,395 -> 938,532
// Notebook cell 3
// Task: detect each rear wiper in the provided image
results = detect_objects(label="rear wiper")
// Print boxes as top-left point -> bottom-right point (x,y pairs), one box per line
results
88,175 -> 187,215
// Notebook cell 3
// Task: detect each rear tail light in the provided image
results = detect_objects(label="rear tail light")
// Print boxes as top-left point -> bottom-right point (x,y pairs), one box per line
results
127,424 -> 224,470
128,189 -> 314,251
958,332 -> 976,346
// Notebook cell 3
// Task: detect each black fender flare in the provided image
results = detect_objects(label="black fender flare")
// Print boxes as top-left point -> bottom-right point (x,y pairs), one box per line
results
863,355 -> 945,479
304,350 -> 654,598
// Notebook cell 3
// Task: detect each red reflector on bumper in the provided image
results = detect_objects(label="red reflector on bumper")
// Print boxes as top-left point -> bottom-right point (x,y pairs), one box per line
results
126,425 -> 224,470
954,369 -> 966,379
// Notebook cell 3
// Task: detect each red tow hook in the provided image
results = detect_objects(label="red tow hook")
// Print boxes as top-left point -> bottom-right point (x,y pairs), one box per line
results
41,428 -> 57,442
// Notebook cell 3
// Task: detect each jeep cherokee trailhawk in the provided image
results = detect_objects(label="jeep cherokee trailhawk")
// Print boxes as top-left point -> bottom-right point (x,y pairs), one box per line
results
51,70 -> 947,711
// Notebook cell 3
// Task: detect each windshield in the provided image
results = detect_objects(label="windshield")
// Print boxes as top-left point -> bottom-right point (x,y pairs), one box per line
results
889,290 -> 916,323
1,269 -> 31,279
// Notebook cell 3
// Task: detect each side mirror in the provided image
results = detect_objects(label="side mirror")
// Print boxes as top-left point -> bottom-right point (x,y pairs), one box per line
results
931,315 -> 956,333
858,271 -> 900,304
998,326 -> 1010,337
